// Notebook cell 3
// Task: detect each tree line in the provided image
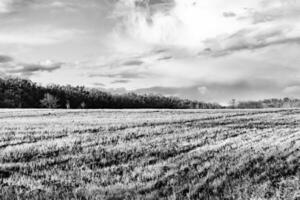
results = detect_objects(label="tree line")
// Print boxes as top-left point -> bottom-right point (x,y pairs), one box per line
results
0,77 -> 222,109
1,77 -> 299,109
232,98 -> 300,109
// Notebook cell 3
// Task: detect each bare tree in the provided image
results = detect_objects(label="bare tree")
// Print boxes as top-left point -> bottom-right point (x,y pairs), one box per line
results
40,93 -> 59,108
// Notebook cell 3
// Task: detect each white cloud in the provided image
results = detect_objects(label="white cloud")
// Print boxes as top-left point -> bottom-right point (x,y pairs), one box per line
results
112,0 -> 300,54
112,0 -> 260,50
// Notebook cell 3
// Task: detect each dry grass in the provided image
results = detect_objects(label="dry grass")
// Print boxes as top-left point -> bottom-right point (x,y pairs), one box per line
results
0,109 -> 299,200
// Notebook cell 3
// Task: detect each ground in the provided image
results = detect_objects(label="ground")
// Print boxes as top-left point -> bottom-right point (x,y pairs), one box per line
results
0,109 -> 299,200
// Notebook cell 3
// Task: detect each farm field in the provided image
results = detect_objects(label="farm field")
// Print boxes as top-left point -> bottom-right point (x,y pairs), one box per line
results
0,109 -> 300,200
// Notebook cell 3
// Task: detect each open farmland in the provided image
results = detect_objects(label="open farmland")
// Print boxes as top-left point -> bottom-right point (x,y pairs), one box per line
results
0,109 -> 300,200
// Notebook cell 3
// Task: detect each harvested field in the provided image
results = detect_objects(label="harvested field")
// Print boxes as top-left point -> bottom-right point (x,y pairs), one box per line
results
0,109 -> 299,200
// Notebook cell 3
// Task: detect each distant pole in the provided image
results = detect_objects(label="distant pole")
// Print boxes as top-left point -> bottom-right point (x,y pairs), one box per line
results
230,99 -> 236,109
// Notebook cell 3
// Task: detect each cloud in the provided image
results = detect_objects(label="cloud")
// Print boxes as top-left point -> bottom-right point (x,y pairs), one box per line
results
244,0 -> 300,24
0,55 -> 13,63
93,82 -> 105,87
112,0 -> 189,47
223,12 -> 236,18
135,0 -> 175,12
111,0 -> 300,61
200,27 -> 300,56
112,0 -> 262,50
89,71 -> 144,79
122,60 -> 144,66
157,56 -> 172,61
111,79 -> 130,84
5,60 -> 63,77
0,0 -> 41,14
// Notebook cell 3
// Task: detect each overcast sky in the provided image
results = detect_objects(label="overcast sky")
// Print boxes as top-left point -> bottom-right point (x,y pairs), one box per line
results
0,0 -> 300,104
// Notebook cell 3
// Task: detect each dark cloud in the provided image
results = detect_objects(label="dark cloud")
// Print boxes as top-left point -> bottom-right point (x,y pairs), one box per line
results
158,56 -> 172,61
238,1 -> 300,24
122,60 -> 144,66
135,0 -> 175,13
111,79 -> 130,84
149,0 -> 173,5
0,55 -> 13,63
223,12 -> 236,18
152,49 -> 168,54
89,72 -> 143,79
0,0 -> 36,14
7,62 -> 62,77
21,63 -> 61,73
250,11 -> 279,24
93,82 -> 105,87
200,28 -> 300,57
252,8 -> 300,24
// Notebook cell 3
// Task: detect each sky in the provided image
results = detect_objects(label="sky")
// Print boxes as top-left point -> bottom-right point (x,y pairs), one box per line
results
0,0 -> 300,104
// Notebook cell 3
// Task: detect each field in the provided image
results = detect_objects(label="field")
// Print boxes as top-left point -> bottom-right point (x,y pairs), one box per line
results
0,109 -> 300,200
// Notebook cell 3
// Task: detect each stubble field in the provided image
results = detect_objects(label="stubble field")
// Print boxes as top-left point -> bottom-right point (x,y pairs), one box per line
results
0,109 -> 299,200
